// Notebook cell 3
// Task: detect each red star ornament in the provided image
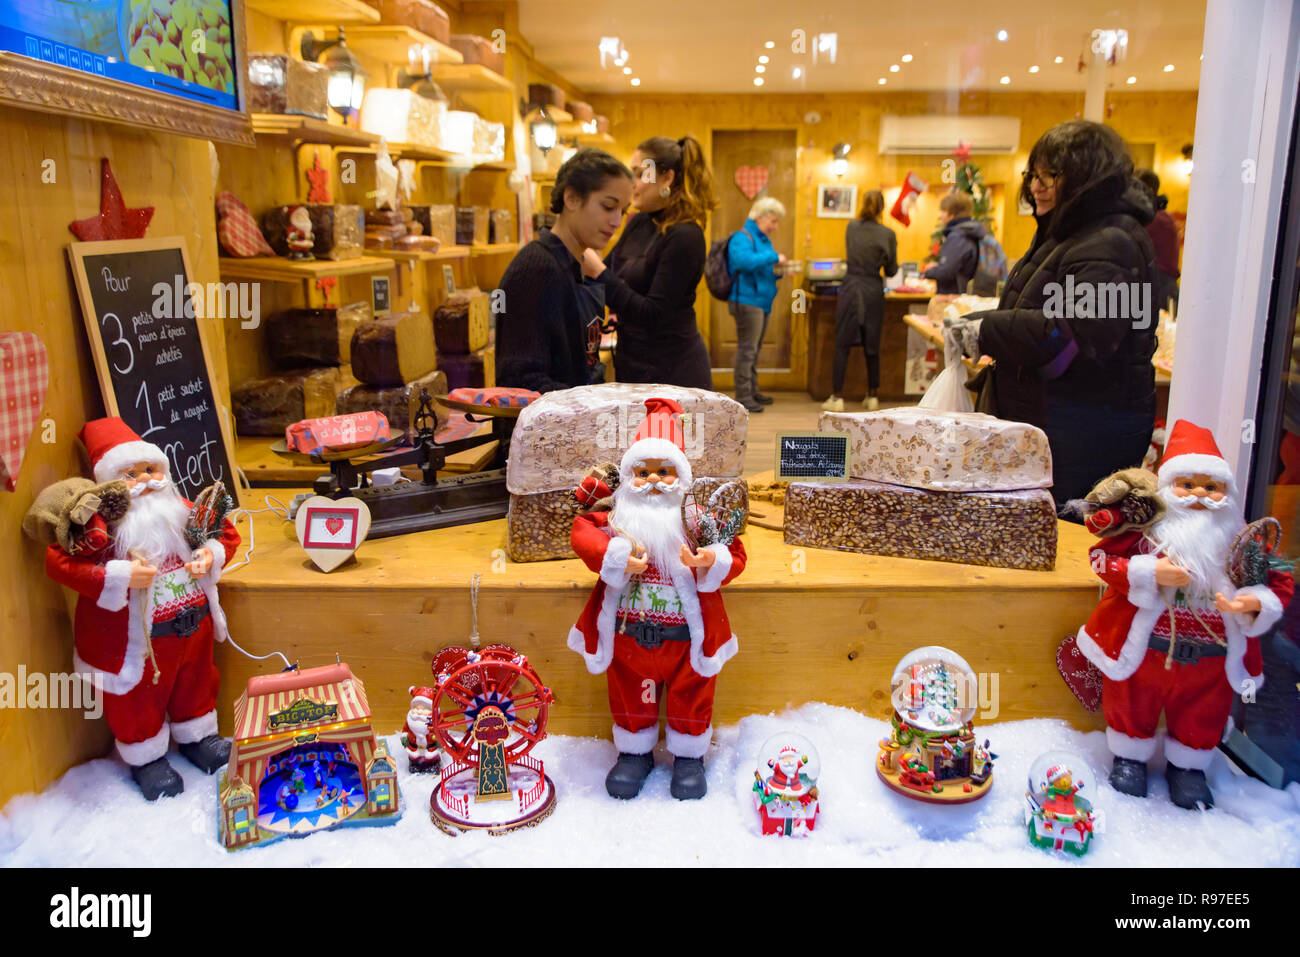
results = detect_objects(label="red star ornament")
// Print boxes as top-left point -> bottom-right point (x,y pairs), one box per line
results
952,141 -> 973,163
305,151 -> 332,204
69,158 -> 154,241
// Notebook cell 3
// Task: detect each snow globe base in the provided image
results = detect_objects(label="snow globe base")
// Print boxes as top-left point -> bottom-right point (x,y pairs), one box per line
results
429,758 -> 557,835
875,759 -> 993,804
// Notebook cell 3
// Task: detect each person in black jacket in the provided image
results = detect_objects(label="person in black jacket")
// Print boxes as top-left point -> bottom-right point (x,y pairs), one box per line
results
496,149 -> 633,393
924,191 -> 984,295
950,120 -> 1158,506
582,135 -> 716,389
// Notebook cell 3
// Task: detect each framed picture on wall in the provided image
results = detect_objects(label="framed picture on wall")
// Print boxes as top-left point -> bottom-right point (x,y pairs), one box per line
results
817,184 -> 858,219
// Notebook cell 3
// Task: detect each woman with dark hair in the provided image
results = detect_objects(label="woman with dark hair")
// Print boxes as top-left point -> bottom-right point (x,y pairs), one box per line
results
951,120 -> 1158,505
581,135 -> 716,389
822,189 -> 897,412
496,148 -> 633,393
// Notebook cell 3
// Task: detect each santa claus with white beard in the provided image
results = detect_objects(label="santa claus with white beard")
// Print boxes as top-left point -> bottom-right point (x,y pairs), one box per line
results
1076,420 -> 1293,809
44,418 -> 240,801
569,397 -> 746,800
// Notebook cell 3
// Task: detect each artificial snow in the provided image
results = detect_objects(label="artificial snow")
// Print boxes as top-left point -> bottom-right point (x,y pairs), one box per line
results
3,704 -> 1298,867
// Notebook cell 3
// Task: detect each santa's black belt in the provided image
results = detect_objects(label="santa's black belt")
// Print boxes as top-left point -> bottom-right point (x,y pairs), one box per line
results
1148,634 -> 1227,662
152,603 -> 209,639
617,616 -> 690,649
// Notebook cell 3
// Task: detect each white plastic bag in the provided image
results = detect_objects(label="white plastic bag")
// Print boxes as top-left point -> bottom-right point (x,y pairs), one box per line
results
918,324 -> 974,412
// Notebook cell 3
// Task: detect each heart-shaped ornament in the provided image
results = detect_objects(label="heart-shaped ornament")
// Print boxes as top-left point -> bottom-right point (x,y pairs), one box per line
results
216,190 -> 274,258
0,332 -> 50,492
734,165 -> 769,200
295,495 -> 371,572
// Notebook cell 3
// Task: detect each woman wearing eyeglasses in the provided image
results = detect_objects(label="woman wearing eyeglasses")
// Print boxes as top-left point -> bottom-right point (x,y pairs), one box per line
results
951,120 -> 1158,506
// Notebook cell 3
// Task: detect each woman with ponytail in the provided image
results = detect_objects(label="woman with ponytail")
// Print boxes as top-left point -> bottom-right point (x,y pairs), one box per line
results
581,135 -> 716,389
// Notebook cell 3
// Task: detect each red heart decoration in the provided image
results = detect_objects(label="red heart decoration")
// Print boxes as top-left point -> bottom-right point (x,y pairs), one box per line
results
0,332 -> 50,492
325,517 -> 344,536
734,165 -> 769,200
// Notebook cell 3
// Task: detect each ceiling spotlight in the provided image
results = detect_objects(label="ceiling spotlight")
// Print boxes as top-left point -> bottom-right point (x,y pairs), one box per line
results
759,55 -> 770,64
1053,56 -> 1063,63
1163,63 -> 1175,72
792,66 -> 803,79
1028,65 -> 1039,73
999,75 -> 1010,84
996,29 -> 1008,41
755,64 -> 765,73
765,40 -> 775,49
1126,75 -> 1137,84
622,67 -> 631,75
754,76 -> 764,86
630,77 -> 641,86
877,77 -> 887,85
901,54 -> 913,63
615,56 -> 626,66
889,64 -> 899,72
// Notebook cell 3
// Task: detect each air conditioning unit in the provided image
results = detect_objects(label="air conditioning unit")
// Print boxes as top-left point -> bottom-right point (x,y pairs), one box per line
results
878,115 -> 1021,155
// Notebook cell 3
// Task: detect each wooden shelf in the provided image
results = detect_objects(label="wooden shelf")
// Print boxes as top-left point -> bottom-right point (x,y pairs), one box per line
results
432,63 -> 514,93
217,255 -> 395,282
576,132 -> 616,146
250,114 -> 380,147
429,245 -> 472,260
372,245 -> 471,262
533,173 -> 556,185
470,243 -> 519,257
244,0 -> 379,23
340,25 -> 464,67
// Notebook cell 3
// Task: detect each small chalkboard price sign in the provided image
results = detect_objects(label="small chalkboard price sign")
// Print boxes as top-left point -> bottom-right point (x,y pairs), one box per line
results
774,431 -> 850,482
68,237 -> 242,505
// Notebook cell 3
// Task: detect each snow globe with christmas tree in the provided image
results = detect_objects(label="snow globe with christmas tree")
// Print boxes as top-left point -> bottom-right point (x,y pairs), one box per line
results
876,646 -> 995,803
1024,750 -> 1097,856
752,732 -> 820,836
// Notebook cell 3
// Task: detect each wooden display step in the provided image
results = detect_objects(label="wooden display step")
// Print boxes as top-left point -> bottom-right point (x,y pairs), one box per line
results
432,63 -> 514,93
215,507 -> 1105,741
328,25 -> 463,67
217,255 -> 395,282
250,114 -> 379,147
244,0 -> 379,24
470,243 -> 519,257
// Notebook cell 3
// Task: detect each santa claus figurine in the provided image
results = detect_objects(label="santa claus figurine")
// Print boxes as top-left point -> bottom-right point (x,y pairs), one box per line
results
43,418 -> 240,801
569,397 -> 746,800
1076,420 -> 1293,809
402,685 -> 440,772
767,746 -> 808,796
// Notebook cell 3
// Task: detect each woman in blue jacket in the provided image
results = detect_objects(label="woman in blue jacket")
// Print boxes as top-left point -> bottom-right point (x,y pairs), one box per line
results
727,197 -> 786,412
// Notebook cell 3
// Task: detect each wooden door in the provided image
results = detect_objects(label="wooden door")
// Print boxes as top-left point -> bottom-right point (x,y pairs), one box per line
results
709,129 -> 798,372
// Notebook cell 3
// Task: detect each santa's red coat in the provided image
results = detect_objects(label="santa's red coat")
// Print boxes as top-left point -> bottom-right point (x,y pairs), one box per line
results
568,511 -> 745,677
1075,529 -> 1291,693
45,506 -> 241,697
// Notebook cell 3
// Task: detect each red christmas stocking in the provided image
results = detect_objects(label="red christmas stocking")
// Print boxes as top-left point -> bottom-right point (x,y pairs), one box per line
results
890,171 -> 928,226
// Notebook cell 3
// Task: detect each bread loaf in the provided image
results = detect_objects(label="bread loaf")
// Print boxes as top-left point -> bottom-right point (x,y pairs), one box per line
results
433,290 -> 490,355
351,311 -> 437,387
438,345 -> 493,391
265,303 -> 370,368
232,368 -> 340,436
335,369 -> 448,433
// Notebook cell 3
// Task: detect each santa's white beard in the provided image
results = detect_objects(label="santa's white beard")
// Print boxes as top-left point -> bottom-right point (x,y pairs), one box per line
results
1145,486 -> 1243,604
111,482 -> 194,565
610,479 -> 688,571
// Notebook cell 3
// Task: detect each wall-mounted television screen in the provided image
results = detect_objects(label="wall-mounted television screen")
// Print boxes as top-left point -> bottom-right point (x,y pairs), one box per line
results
0,0 -> 240,112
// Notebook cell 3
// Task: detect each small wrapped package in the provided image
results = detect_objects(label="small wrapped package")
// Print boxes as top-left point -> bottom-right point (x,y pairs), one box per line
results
262,205 -> 364,261
285,412 -> 391,455
233,368 -> 341,436
438,345 -> 494,391
266,303 -> 371,368
335,369 -> 448,434
819,408 -> 1054,493
527,83 -> 565,111
449,34 -> 504,74
434,290 -> 491,355
489,209 -> 514,244
360,88 -> 442,146
473,116 -> 506,160
351,310 -> 438,387
568,101 -> 594,123
246,55 -> 328,118
409,204 -> 456,245
594,115 -> 610,134
455,206 -> 489,245
434,110 -> 477,154
783,479 -> 1058,571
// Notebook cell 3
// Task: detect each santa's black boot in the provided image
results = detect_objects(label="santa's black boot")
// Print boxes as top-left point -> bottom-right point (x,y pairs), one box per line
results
605,752 -> 654,799
178,735 -> 231,774
1166,765 -> 1214,810
670,757 -> 707,800
1110,757 -> 1148,797
130,757 -> 184,801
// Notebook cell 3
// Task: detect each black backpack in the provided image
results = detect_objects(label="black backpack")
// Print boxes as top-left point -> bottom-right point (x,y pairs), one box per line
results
704,229 -> 755,301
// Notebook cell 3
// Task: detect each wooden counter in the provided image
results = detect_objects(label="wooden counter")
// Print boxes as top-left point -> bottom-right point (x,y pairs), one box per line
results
805,289 -> 931,401
215,499 -> 1104,740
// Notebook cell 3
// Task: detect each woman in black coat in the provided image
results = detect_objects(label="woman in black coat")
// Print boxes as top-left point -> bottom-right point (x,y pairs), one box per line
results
952,120 -> 1158,505
582,135 -> 716,389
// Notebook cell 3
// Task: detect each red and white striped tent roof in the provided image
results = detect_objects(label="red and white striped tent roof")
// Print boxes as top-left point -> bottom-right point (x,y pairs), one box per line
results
232,663 -> 372,742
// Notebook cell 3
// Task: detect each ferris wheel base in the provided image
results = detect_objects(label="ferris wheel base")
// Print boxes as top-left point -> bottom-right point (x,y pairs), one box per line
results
430,761 -> 557,835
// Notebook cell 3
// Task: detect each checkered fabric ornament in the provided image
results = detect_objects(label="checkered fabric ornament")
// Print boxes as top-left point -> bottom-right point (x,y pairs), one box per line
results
0,332 -> 49,492
734,165 -> 769,200
216,191 -> 274,257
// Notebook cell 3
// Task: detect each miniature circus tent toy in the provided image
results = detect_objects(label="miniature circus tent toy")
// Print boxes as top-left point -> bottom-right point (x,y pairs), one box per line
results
428,643 -> 556,834
218,663 -> 402,850
877,646 -> 995,803
752,732 -> 821,836
1024,751 -> 1097,856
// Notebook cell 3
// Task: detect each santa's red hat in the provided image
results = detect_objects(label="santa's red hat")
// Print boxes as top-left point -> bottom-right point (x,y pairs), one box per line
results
79,417 -> 169,484
408,685 -> 435,708
1045,765 -> 1070,785
620,397 -> 692,485
1156,419 -> 1234,492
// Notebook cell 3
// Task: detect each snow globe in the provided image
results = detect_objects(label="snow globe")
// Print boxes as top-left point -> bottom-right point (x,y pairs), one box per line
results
876,646 -> 995,803
753,732 -> 820,836
1024,750 -> 1097,856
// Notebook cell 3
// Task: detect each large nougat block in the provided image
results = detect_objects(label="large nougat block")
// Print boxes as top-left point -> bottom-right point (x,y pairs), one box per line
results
409,204 -> 455,245
266,303 -> 370,368
335,369 -> 447,433
439,345 -> 494,391
819,408 -> 1053,492
360,88 -> 442,147
233,368 -> 340,436
433,290 -> 490,355
506,383 -> 748,496
783,479 -> 1057,571
434,110 -> 476,155
473,117 -> 505,160
262,205 -> 364,261
351,311 -> 437,387
455,206 -> 489,245
246,55 -> 328,118
489,209 -> 514,244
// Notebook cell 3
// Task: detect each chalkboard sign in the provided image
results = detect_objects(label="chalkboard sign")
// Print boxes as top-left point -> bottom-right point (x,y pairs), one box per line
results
69,238 -> 242,505
775,431 -> 850,482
